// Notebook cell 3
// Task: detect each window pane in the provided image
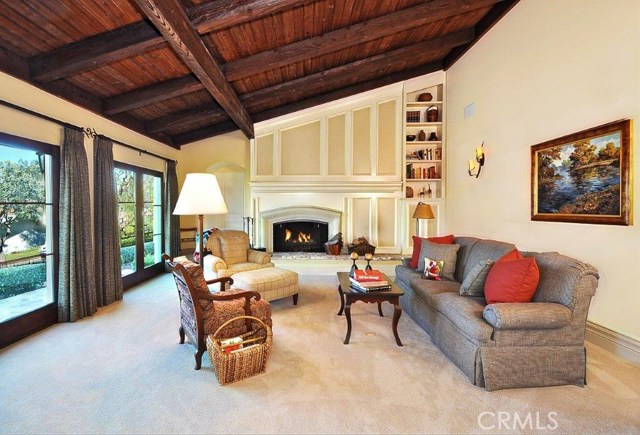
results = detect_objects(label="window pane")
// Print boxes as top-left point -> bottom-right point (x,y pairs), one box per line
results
143,174 -> 162,268
116,168 -> 137,277
0,147 -> 46,203
0,145 -> 51,323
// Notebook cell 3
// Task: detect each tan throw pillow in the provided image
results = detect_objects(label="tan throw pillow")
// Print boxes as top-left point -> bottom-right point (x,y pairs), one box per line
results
220,237 -> 248,265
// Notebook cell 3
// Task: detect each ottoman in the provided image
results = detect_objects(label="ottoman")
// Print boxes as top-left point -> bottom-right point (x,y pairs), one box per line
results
231,267 -> 299,305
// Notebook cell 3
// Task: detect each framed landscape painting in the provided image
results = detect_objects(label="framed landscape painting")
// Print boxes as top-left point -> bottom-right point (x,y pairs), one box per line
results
531,119 -> 632,225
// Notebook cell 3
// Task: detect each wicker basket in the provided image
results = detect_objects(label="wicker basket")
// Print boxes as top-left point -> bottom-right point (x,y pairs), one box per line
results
207,316 -> 272,385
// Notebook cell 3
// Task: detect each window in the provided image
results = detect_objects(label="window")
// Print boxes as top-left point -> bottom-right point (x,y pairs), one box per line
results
115,163 -> 164,289
0,133 -> 58,347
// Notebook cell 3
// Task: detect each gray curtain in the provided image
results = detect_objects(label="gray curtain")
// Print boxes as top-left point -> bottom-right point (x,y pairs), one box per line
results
164,160 -> 180,258
58,126 -> 97,322
94,136 -> 123,306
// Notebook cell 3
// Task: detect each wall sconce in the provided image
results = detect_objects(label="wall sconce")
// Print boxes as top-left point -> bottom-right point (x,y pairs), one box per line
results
468,142 -> 485,178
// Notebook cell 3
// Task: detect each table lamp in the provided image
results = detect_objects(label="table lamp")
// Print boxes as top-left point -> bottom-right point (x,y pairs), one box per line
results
173,173 -> 228,266
412,202 -> 434,237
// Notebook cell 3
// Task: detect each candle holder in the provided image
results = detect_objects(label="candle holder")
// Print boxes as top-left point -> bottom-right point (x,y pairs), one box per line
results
349,252 -> 359,276
364,253 -> 373,270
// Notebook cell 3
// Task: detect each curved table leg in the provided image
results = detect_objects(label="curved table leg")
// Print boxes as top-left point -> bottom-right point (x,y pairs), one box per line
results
343,300 -> 352,345
337,284 -> 345,316
392,302 -> 403,346
378,302 -> 384,317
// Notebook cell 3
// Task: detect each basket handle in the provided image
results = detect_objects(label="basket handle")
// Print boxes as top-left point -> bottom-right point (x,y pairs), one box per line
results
213,315 -> 267,339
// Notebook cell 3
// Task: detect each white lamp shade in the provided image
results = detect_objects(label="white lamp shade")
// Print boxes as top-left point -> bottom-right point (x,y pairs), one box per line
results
173,173 -> 228,215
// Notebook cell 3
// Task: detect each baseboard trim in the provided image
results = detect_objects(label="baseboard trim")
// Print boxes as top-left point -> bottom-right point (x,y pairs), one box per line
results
586,321 -> 640,364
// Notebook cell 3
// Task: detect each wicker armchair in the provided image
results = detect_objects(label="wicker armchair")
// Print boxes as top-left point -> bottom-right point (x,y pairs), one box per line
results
202,229 -> 274,281
163,254 -> 272,370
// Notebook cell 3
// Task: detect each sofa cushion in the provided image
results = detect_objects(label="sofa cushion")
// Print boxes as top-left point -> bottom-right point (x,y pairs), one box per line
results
484,254 -> 540,304
429,292 -> 493,343
409,234 -> 455,268
417,241 -> 460,281
460,260 -> 494,297
395,264 -> 422,288
410,279 -> 460,304
462,239 -> 516,282
220,237 -> 248,265
452,237 -> 480,282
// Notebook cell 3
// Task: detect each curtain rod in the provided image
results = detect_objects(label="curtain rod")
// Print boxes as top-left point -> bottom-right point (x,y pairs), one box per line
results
0,99 -> 176,164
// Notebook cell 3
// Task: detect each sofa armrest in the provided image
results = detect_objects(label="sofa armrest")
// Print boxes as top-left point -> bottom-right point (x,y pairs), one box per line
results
483,303 -> 572,330
401,258 -> 412,267
248,249 -> 272,264
203,254 -> 227,274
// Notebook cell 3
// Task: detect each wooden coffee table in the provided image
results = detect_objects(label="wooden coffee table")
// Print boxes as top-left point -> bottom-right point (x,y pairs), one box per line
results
336,271 -> 404,346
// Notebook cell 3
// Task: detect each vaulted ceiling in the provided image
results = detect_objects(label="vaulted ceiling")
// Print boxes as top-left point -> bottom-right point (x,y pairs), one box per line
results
0,0 -> 518,149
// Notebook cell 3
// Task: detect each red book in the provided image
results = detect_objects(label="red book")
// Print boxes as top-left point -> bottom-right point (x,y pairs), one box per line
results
354,269 -> 385,282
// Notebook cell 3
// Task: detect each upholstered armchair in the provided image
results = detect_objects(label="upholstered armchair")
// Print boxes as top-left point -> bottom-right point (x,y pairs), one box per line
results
202,229 -> 274,281
162,254 -> 272,370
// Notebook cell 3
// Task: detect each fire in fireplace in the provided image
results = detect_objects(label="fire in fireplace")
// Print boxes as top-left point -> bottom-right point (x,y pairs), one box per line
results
273,220 -> 329,252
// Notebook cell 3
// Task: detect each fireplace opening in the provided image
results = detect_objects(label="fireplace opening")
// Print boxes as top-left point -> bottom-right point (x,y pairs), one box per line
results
273,221 -> 329,252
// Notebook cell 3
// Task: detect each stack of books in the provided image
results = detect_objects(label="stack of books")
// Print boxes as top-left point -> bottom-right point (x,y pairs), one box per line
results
349,269 -> 391,292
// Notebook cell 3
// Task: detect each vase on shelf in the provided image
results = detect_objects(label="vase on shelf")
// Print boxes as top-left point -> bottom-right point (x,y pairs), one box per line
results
428,132 -> 438,141
427,183 -> 432,198
417,130 -> 426,141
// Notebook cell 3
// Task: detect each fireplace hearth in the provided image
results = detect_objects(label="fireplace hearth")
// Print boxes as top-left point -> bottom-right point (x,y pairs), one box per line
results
273,221 -> 328,253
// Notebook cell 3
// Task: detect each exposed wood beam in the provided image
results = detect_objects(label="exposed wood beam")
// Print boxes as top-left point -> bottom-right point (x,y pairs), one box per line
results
30,22 -> 163,82
0,46 -> 30,80
26,0 -> 311,83
243,29 -> 473,109
146,104 -> 227,134
104,75 -> 204,115
252,62 -> 443,123
134,0 -> 254,138
172,120 -> 237,146
223,0 -> 503,82
174,61 -> 443,146
151,29 -> 472,135
443,0 -> 521,69
189,0 -> 315,34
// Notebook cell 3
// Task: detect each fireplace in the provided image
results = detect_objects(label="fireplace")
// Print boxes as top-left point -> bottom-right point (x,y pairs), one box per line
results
273,220 -> 329,252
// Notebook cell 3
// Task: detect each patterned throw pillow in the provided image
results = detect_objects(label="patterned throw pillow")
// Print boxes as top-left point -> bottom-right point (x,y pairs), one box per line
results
423,258 -> 445,281
459,260 -> 494,297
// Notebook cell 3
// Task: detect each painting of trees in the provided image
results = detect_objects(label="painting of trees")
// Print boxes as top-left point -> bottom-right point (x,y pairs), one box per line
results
598,142 -> 619,161
0,160 -> 44,254
537,147 -> 561,181
569,139 -> 598,169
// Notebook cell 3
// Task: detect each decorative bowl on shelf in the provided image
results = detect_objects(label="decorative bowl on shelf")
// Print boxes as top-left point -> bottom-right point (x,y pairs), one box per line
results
417,92 -> 433,102
406,134 -> 416,141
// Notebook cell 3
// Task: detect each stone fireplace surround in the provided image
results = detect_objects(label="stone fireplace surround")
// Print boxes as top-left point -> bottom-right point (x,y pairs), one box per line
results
258,205 -> 342,253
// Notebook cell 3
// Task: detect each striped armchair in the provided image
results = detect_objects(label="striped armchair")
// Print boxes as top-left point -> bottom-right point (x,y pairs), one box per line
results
202,229 -> 274,282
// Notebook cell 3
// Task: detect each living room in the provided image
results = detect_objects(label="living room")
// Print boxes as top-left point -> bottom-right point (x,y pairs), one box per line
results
1,0 -> 639,433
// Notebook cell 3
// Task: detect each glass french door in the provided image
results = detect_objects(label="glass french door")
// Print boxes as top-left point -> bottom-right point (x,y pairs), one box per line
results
0,133 -> 58,348
115,163 -> 164,289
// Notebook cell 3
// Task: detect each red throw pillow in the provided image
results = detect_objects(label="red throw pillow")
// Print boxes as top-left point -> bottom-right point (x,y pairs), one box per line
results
498,248 -> 523,262
484,255 -> 540,304
408,234 -> 455,269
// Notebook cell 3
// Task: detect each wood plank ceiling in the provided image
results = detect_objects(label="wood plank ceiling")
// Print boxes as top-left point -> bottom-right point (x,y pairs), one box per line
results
0,0 -> 519,149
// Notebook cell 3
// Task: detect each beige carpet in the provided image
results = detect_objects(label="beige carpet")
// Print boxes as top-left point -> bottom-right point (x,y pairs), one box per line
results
1,274 -> 639,434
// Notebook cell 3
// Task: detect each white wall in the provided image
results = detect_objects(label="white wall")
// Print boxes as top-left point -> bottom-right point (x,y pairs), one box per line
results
446,0 -> 640,340
0,73 -> 178,171
175,130 -> 250,230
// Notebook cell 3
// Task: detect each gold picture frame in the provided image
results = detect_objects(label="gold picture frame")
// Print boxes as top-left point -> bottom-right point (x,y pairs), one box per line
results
531,119 -> 632,225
